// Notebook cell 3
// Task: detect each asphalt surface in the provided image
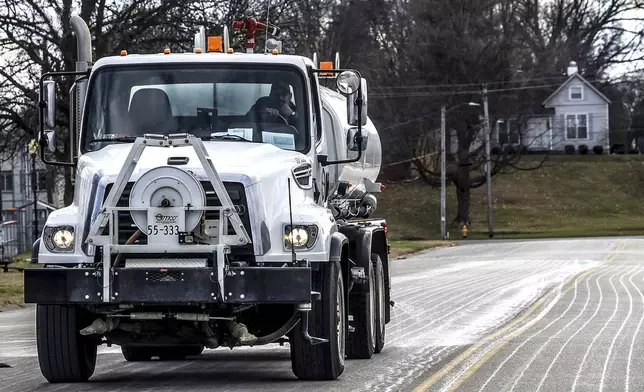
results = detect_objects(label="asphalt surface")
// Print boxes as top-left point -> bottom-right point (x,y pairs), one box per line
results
0,237 -> 637,391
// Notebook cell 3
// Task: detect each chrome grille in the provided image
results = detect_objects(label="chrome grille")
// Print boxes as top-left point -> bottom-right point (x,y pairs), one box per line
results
99,180 -> 254,260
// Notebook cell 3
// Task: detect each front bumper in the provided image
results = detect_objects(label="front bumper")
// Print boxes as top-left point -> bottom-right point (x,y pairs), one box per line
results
24,266 -> 311,305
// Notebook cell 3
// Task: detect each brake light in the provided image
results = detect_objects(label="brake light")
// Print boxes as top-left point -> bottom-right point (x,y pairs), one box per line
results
381,221 -> 387,236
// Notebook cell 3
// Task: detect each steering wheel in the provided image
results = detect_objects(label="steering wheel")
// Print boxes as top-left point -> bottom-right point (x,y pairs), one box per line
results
257,109 -> 289,125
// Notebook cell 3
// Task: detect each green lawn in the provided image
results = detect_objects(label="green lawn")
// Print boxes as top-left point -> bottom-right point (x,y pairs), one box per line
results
389,240 -> 456,259
376,154 -> 644,241
0,252 -> 34,308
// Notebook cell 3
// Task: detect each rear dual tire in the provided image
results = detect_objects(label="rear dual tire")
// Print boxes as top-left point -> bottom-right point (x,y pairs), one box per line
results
346,257 -> 376,359
346,253 -> 386,357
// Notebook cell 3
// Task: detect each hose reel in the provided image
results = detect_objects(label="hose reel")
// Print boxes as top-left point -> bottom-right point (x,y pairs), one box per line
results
129,166 -> 205,233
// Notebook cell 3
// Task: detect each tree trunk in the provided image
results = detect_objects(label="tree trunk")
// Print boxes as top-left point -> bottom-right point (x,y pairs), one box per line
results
454,134 -> 471,227
455,182 -> 471,227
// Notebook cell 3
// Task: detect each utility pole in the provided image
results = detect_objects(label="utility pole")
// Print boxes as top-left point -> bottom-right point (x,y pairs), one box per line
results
482,84 -> 494,238
440,105 -> 446,241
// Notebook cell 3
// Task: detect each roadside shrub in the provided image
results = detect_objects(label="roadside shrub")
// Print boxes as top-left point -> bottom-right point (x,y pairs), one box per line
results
518,145 -> 528,155
593,145 -> 604,155
503,145 -> 516,155
491,146 -> 501,155
564,145 -> 575,155
611,143 -> 626,154
578,144 -> 589,155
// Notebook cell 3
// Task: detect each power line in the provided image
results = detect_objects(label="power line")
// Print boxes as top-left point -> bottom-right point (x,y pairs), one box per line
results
371,76 -> 571,91
371,82 -> 593,98
385,151 -> 439,167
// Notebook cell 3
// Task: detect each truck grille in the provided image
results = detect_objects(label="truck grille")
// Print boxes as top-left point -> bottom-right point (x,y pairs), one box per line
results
100,181 -> 254,259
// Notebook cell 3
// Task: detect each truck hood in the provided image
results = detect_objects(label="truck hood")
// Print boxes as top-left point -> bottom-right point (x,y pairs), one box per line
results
77,141 -> 310,186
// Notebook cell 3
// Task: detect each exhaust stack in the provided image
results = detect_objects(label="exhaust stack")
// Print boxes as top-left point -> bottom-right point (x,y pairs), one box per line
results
69,15 -> 92,155
70,15 -> 92,66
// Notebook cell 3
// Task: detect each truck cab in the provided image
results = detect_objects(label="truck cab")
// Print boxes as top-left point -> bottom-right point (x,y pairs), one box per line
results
24,15 -> 390,383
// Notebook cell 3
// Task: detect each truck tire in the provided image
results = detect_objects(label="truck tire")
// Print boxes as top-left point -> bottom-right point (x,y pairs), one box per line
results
290,260 -> 345,380
346,257 -> 376,359
373,254 -> 386,353
36,305 -> 98,383
121,346 -> 153,361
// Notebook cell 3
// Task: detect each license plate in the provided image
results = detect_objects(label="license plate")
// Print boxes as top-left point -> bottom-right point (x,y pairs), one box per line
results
146,224 -> 180,236
146,208 -> 185,245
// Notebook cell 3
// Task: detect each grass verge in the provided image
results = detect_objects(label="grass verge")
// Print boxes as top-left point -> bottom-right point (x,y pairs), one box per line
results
376,154 -> 644,241
0,252 -> 37,309
389,240 -> 456,259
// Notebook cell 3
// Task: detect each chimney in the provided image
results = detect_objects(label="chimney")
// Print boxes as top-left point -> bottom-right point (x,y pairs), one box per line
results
567,61 -> 578,76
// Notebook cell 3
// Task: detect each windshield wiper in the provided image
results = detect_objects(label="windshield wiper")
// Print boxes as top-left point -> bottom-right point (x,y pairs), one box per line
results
202,134 -> 253,142
88,136 -> 137,145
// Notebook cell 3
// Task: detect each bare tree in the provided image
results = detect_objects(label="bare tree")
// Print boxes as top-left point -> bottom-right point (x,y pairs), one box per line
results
0,0 -> 218,205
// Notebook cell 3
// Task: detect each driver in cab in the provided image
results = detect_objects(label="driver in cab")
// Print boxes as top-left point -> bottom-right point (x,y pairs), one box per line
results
248,82 -> 298,126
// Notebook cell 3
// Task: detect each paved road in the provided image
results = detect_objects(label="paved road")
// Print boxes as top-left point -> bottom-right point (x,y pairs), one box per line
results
0,238 -> 636,391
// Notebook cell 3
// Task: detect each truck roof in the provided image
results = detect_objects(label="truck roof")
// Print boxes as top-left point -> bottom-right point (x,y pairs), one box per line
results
91,52 -> 315,72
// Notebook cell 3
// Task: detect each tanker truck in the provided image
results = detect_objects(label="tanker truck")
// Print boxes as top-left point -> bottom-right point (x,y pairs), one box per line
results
23,15 -> 391,383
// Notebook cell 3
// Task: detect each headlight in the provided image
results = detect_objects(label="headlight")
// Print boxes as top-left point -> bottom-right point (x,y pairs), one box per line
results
43,226 -> 75,253
284,224 -> 319,250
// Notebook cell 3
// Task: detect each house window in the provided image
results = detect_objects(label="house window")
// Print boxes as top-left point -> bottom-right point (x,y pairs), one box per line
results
569,86 -> 583,100
497,119 -> 520,144
566,114 -> 588,139
0,172 -> 12,192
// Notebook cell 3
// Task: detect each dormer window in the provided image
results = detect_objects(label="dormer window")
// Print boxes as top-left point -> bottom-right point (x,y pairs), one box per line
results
570,86 -> 583,100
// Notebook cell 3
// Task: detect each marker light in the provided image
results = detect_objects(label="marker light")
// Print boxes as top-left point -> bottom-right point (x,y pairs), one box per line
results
208,36 -> 223,52
320,61 -> 333,76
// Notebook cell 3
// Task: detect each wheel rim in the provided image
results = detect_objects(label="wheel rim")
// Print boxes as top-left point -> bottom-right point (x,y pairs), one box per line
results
369,268 -> 376,345
337,277 -> 345,366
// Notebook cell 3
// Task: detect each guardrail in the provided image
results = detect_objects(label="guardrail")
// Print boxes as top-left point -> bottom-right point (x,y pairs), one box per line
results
0,221 -> 20,272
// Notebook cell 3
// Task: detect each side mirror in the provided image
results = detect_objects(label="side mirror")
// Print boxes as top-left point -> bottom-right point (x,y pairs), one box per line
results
43,80 -> 56,129
347,128 -> 368,151
44,130 -> 56,153
345,78 -> 368,127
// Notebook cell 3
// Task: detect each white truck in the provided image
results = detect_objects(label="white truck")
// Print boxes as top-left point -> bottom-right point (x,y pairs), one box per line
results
24,15 -> 391,383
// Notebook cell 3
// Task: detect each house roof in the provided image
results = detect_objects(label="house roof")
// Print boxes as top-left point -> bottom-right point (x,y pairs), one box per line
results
542,73 -> 612,107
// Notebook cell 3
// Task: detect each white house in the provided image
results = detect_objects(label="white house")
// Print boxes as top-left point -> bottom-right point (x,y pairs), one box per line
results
494,61 -> 611,153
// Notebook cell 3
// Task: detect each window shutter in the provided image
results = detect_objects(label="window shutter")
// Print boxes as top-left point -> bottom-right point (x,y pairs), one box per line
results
587,113 -> 592,140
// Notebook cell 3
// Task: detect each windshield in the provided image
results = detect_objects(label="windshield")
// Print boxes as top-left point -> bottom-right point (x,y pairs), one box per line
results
81,65 -> 309,153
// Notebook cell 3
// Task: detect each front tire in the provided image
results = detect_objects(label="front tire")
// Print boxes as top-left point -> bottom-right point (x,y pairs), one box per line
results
373,254 -> 386,353
290,260 -> 345,380
36,305 -> 98,383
